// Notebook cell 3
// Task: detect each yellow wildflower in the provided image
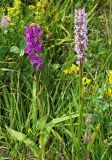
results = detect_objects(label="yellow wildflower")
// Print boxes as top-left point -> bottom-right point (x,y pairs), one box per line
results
7,0 -> 22,18
36,2 -> 42,8
64,64 -> 79,75
28,5 -> 35,13
106,70 -> 112,84
68,70 -> 72,74
36,0 -> 48,11
70,64 -> 79,72
7,7 -> 14,17
30,23 -> 35,26
28,5 -> 35,10
63,69 -> 69,75
35,1 -> 48,20
108,76 -> 112,84
83,77 -> 91,85
13,0 -> 21,8
106,70 -> 112,77
107,88 -> 112,97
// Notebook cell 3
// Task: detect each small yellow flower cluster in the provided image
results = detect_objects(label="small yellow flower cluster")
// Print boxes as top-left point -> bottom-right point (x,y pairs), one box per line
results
28,5 -> 35,13
13,0 -> 21,9
106,70 -> 112,97
108,74 -> 112,84
82,77 -> 91,85
35,1 -> 49,20
82,77 -> 91,93
7,0 -> 22,18
64,65 -> 93,95
7,7 -> 14,17
36,1 -> 46,10
107,88 -> 112,97
63,64 -> 79,75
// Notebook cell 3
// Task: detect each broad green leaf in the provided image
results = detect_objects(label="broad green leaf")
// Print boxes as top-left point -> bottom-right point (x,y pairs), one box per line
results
6,127 -> 39,158
44,114 -> 78,144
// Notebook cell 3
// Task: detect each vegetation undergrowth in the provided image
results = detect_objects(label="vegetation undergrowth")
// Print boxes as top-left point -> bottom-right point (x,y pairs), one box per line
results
0,0 -> 112,160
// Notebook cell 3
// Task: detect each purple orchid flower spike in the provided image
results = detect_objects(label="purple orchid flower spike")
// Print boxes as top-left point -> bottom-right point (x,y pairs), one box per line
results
74,8 -> 88,65
24,24 -> 43,69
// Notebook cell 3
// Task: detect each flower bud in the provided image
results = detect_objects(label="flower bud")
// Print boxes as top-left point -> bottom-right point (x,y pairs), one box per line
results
1,16 -> 10,28
83,132 -> 91,144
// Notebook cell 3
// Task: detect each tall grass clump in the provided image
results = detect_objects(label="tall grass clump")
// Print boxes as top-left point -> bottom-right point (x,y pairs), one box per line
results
0,0 -> 112,160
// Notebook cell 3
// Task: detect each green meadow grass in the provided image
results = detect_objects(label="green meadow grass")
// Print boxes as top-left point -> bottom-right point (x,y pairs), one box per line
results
0,0 -> 112,159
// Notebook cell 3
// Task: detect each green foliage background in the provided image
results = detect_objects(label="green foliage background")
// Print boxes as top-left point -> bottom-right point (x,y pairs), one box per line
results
0,0 -> 112,159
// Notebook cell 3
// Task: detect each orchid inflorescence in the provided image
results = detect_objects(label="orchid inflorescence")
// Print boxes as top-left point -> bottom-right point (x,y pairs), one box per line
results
74,8 -> 88,65
25,24 -> 43,69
